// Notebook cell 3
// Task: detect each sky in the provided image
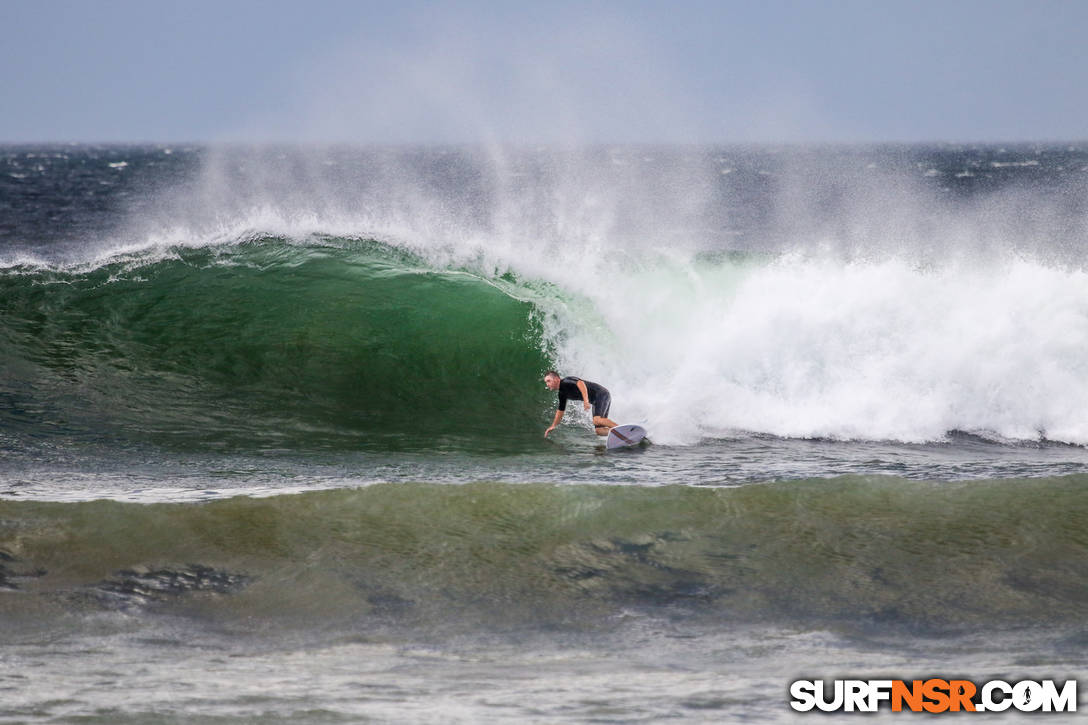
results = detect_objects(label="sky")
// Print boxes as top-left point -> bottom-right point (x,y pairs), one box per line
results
1,0 -> 1086,144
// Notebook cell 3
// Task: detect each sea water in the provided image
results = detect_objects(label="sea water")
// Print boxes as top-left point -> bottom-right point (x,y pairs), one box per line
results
2,144 -> 1087,722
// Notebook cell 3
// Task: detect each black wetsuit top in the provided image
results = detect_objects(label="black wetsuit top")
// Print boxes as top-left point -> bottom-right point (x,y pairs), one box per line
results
557,377 -> 611,418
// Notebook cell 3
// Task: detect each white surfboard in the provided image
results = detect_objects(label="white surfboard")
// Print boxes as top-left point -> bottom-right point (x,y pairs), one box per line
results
606,424 -> 647,450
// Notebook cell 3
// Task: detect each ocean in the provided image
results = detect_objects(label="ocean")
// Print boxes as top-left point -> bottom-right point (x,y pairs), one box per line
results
2,143 -> 1087,722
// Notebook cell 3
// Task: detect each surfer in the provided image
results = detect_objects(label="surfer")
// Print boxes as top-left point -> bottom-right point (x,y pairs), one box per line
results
543,371 -> 618,437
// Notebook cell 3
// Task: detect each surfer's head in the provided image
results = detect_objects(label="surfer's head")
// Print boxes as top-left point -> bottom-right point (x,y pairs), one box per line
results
544,371 -> 561,390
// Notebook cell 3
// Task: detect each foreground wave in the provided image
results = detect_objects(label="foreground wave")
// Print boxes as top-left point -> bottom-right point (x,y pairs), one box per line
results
3,476 -> 1087,636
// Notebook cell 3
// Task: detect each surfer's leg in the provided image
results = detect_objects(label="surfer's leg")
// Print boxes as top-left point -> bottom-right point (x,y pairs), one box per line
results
591,389 -> 616,434
593,416 -> 618,435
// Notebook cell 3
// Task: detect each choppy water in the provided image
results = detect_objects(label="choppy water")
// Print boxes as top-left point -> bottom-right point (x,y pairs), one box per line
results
2,144 -> 1088,721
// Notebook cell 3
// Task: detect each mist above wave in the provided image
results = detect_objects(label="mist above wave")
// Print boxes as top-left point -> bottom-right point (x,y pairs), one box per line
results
8,144 -> 1088,447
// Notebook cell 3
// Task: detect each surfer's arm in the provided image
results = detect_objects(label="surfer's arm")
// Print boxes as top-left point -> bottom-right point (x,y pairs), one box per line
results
544,408 -> 564,437
576,380 -> 591,410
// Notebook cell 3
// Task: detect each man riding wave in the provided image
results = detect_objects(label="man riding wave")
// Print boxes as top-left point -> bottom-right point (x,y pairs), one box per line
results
543,371 -> 618,437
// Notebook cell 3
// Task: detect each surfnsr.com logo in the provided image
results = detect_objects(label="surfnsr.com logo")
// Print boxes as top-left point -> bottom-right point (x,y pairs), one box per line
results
789,679 -> 1078,713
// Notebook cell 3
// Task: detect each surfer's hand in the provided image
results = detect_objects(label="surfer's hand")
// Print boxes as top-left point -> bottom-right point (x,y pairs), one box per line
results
545,426 -> 556,437
583,401 -> 590,411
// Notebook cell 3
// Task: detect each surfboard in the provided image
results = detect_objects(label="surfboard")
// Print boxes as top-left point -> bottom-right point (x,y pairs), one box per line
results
606,424 -> 647,450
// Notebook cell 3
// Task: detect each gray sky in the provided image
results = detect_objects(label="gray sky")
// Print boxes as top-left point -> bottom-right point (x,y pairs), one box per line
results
2,0 -> 1086,144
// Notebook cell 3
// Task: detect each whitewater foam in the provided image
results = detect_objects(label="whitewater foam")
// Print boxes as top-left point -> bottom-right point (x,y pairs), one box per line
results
563,253 -> 1088,445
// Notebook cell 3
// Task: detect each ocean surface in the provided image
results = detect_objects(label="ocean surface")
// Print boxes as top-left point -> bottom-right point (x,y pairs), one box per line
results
2,143 -> 1087,722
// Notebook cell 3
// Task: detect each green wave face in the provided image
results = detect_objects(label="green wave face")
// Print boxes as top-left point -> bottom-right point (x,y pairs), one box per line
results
0,239 -> 553,452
